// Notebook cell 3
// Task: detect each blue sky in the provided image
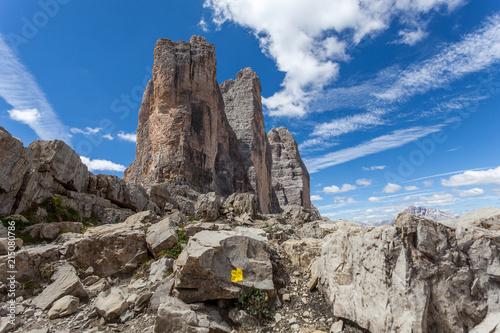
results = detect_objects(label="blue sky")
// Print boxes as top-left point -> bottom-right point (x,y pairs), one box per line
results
1,0 -> 500,223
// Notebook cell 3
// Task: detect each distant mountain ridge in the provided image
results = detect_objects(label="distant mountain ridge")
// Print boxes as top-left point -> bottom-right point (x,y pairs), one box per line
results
376,206 -> 457,226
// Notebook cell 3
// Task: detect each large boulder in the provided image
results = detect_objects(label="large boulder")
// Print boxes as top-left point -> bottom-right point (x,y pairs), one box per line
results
155,296 -> 232,333
63,211 -> 150,276
24,222 -> 83,240
95,288 -> 129,322
195,192 -> 221,221
33,264 -> 88,310
146,217 -> 178,258
221,192 -> 258,220
48,295 -> 79,319
318,213 -> 500,333
173,228 -> 274,303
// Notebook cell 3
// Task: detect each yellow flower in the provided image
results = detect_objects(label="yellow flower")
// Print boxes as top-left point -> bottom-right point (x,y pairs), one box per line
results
231,268 -> 243,282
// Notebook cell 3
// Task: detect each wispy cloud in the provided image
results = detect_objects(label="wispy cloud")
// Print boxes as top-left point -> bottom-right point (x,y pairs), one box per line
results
103,134 -> 114,140
80,156 -> 126,173
376,14 -> 500,102
362,165 -> 386,171
402,167 -> 493,183
305,124 -> 444,173
311,112 -> 384,139
311,195 -> 324,201
117,131 -> 137,143
71,127 -> 102,135
404,185 -> 419,191
0,34 -> 71,143
394,27 -> 428,46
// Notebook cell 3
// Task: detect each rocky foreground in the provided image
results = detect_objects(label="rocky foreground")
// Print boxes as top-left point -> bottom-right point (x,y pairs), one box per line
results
1,201 -> 500,333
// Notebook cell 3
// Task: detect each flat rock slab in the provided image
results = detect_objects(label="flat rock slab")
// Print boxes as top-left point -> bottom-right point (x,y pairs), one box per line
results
33,264 -> 87,310
173,228 -> 274,303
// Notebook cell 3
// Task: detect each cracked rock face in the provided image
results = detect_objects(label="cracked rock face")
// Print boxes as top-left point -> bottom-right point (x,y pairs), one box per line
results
124,36 -> 248,197
318,212 -> 500,333
173,228 -> 274,303
268,127 -> 311,209
220,68 -> 279,214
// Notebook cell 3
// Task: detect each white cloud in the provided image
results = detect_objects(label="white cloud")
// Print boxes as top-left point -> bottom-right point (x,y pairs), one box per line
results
8,108 -> 41,125
305,124 -> 444,173
117,131 -> 137,143
368,196 -> 381,202
376,15 -> 500,102
346,197 -> 357,204
356,178 -> 372,186
454,188 -> 485,197
324,183 -> 356,194
441,167 -> 500,186
103,134 -> 114,140
383,183 -> 402,193
199,18 -> 209,32
71,127 -> 102,135
0,35 -> 71,143
298,137 -> 338,151
395,27 -> 428,45
416,193 -> 457,206
311,112 -> 384,139
80,156 -> 126,172
204,0 -> 464,117
362,165 -> 386,171
423,180 -> 433,187
311,195 -> 324,201
404,185 -> 419,191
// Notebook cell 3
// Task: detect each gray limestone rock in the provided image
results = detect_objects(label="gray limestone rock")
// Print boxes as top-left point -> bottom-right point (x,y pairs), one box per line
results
318,212 -> 500,333
268,127 -> 311,209
173,228 -> 274,303
220,68 -> 278,214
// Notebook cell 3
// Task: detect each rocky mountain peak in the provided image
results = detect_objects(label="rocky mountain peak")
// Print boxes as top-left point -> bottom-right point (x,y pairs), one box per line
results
220,67 -> 280,214
125,38 -> 311,213
404,205 -> 456,221
268,127 -> 311,209
124,36 -> 248,197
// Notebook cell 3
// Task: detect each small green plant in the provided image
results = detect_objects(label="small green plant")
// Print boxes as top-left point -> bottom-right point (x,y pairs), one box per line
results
21,196 -> 81,223
19,279 -> 34,291
235,286 -> 273,320
40,263 -> 55,280
187,215 -> 197,222
159,229 -> 189,259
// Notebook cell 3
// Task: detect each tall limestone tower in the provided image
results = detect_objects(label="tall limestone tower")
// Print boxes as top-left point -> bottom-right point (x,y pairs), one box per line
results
125,36 -> 311,212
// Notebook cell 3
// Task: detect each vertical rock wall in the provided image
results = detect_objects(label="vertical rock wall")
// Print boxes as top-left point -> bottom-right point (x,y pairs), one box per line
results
124,36 -> 247,196
268,127 -> 311,209
220,68 -> 279,214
